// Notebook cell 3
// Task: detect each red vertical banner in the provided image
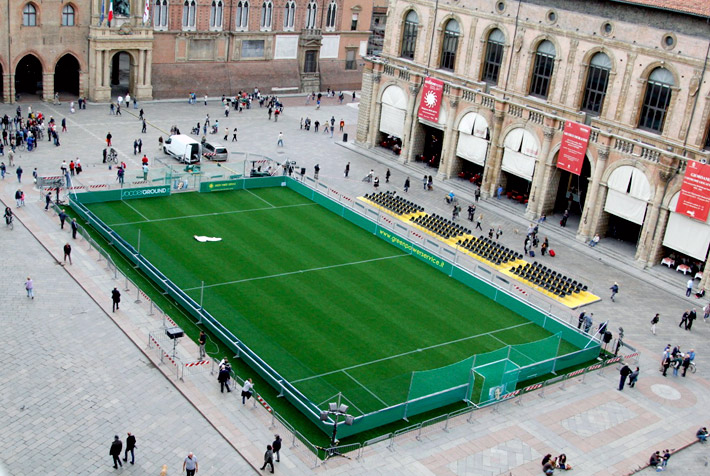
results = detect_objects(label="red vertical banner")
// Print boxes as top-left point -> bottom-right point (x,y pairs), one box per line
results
418,77 -> 444,123
677,160 -> 710,222
557,121 -> 591,176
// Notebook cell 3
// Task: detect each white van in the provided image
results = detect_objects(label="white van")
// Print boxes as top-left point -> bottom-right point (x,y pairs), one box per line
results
164,134 -> 201,164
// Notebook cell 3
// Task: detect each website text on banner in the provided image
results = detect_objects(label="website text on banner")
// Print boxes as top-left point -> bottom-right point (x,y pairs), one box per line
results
677,160 -> 710,222
556,121 -> 591,176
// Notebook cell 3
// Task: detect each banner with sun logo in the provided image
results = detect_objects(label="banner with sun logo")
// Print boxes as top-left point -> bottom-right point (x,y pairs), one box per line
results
418,77 -> 444,123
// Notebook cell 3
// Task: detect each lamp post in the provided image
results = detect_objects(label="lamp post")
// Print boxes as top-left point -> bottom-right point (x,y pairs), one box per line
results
319,400 -> 354,459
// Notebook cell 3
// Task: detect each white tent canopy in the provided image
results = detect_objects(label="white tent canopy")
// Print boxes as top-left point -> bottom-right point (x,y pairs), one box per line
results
662,192 -> 710,260
379,85 -> 408,138
501,128 -> 539,181
456,112 -> 489,165
603,166 -> 651,225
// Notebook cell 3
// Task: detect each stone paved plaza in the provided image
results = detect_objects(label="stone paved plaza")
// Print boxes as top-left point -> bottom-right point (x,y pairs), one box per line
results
0,94 -> 709,475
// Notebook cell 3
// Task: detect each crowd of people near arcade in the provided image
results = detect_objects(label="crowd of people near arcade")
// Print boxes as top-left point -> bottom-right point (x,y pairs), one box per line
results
1,106 -> 63,154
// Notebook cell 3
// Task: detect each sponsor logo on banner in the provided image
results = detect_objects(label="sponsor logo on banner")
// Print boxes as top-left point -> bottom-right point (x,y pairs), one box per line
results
677,160 -> 710,222
557,121 -> 591,176
201,180 -> 241,192
121,186 -> 170,199
418,77 -> 444,123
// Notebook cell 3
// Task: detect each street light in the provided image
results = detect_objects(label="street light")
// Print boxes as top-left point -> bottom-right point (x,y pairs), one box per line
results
319,402 -> 354,459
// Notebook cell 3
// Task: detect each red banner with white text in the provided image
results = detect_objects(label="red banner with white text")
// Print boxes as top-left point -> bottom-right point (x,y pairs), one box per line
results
556,121 -> 591,176
677,160 -> 710,222
418,77 -> 444,123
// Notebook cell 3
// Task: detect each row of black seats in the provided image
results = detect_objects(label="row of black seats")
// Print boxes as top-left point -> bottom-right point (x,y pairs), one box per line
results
458,236 -> 523,266
364,191 -> 423,215
509,262 -> 588,297
410,213 -> 470,239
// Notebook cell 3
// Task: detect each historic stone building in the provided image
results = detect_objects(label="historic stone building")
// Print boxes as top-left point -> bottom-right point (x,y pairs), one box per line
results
0,0 -> 373,102
356,0 -> 710,286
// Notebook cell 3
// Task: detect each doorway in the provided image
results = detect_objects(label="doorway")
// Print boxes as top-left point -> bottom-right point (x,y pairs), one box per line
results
55,54 -> 80,96
111,51 -> 132,96
15,54 -> 43,99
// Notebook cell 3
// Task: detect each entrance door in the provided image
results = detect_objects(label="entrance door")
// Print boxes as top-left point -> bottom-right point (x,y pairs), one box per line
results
55,54 -> 80,96
111,51 -> 133,96
15,54 -> 43,99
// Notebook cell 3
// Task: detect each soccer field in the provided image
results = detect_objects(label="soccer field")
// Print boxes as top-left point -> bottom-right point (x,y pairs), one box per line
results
84,186 -> 582,423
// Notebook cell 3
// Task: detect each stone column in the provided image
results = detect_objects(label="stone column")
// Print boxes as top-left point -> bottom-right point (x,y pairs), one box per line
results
481,105 -> 505,198
3,72 -> 13,104
365,73 -> 382,147
145,50 -> 152,86
42,73 -> 55,102
526,124 -> 556,220
645,207 -> 670,268
401,82 -> 419,165
103,51 -> 111,88
576,146 -> 609,240
700,254 -> 710,292
138,50 -> 145,88
635,183 -> 664,264
438,96 -> 459,178
638,164 -> 675,266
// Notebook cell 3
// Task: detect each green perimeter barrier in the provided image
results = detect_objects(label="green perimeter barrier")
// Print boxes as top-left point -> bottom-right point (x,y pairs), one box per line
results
72,176 -> 600,439
73,185 -> 171,204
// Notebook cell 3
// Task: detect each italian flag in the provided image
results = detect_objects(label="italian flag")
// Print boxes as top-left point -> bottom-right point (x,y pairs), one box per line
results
108,0 -> 114,26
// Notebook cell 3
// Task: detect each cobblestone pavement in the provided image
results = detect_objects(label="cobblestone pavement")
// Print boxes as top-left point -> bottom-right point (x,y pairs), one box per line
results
0,95 -> 708,475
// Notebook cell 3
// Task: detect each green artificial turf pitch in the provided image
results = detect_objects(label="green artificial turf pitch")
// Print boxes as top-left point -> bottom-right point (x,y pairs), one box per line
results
87,187 -> 577,415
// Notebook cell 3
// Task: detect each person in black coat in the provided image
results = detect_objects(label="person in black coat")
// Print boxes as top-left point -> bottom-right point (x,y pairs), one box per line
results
272,434 -> 282,462
111,287 -> 121,312
123,432 -> 136,464
618,364 -> 632,391
218,365 -> 231,393
109,435 -> 123,469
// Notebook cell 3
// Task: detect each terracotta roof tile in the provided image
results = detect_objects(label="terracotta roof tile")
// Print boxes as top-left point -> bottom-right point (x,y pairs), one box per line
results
614,0 -> 710,17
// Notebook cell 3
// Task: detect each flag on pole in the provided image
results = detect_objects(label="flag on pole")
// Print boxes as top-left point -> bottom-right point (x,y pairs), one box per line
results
108,0 -> 114,27
143,0 -> 150,24
100,0 -> 105,25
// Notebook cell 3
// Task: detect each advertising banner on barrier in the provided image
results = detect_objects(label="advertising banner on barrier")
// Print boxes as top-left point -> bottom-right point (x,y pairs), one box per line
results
377,228 -> 451,273
677,160 -> 710,222
200,180 -> 243,193
557,121 -> 590,176
120,185 -> 171,200
418,77 -> 444,123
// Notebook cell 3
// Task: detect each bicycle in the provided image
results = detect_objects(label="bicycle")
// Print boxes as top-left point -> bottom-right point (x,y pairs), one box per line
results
16,142 -> 25,152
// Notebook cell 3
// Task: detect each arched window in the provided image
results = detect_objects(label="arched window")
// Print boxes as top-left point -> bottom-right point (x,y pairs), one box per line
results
639,67 -> 674,133
440,19 -> 460,71
154,0 -> 168,29
182,0 -> 196,29
210,0 -> 223,29
260,1 -> 272,30
581,52 -> 611,115
305,0 -> 317,29
325,0 -> 336,30
400,10 -> 418,60
482,28 -> 505,84
236,1 -> 249,30
529,40 -> 556,98
61,5 -> 75,26
283,0 -> 295,30
22,3 -> 37,26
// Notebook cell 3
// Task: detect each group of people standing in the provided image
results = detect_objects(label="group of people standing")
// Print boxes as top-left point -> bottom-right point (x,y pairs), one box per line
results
660,344 -> 695,377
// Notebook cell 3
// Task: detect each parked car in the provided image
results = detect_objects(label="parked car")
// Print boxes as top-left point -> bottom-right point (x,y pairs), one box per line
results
202,142 -> 229,161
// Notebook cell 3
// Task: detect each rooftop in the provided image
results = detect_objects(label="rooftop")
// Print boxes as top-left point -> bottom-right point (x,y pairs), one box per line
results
612,0 -> 710,17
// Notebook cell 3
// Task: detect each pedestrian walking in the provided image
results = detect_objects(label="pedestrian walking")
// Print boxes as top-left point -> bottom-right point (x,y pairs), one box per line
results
344,162 -> 350,178
25,276 -> 34,299
142,119 -> 147,133
199,331 -> 207,360
679,310 -> 690,329
183,452 -> 198,476
277,132 -> 284,147
106,132 -> 112,147
474,187 -> 481,202
496,185 -> 503,199
109,435 -> 123,469
272,435 -> 282,462
682,354 -> 692,377
58,209 -> 67,229
404,177 -> 410,192
687,308 -> 697,330
260,445 -> 275,473
16,165 -> 22,183
686,279 -> 693,297
62,118 -> 67,132
111,287 -> 121,312
618,364 -> 632,390
651,313 -> 660,335
241,378 -> 254,404
610,282 -> 619,302
475,214 -> 483,231
232,127 -> 238,142
218,364 -> 231,393
45,191 -> 52,211
422,174 -> 428,190
63,243 -> 72,265
385,168 -> 391,183
71,218 -> 78,239
339,119 -> 344,132
661,449 -> 671,469
142,164 -> 149,180
628,367 -> 639,387
123,432 -> 136,465
314,164 -> 320,179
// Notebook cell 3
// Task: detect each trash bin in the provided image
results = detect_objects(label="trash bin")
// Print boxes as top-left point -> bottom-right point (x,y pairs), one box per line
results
343,133 -> 348,143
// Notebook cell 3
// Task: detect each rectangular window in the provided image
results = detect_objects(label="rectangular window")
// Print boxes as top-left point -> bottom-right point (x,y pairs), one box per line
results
401,22 -> 417,59
304,51 -> 317,73
242,40 -> 265,58
482,41 -> 503,85
529,53 -> 555,98
351,14 -> 358,31
345,50 -> 356,70
581,66 -> 610,115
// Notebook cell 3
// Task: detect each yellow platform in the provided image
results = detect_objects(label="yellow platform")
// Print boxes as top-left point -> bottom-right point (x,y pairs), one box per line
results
359,196 -> 600,308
